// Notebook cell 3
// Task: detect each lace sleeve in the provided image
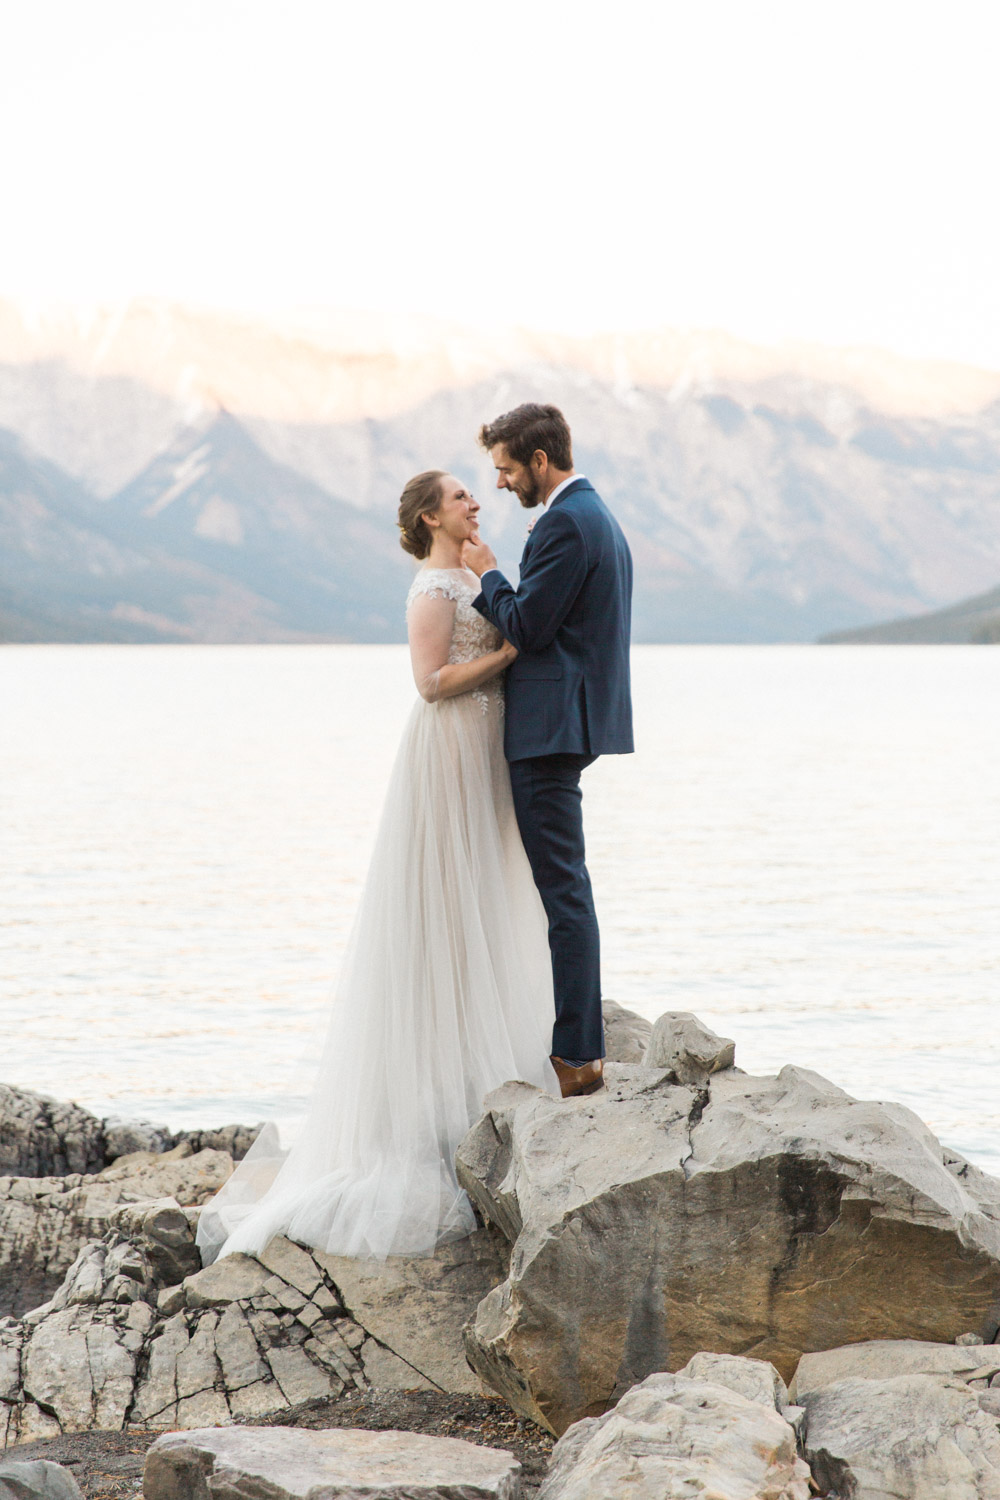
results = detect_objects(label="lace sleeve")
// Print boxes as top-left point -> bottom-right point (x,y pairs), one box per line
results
407,589 -> 457,703
406,570 -> 466,606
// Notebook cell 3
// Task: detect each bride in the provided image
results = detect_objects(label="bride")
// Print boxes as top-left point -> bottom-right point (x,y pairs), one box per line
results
196,470 -> 558,1265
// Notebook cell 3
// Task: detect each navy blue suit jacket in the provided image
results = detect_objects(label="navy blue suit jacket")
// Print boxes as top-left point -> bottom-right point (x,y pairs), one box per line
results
473,478 -> 634,762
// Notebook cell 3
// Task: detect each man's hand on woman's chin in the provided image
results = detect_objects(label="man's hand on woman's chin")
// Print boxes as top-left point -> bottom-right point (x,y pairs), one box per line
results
463,537 -> 498,577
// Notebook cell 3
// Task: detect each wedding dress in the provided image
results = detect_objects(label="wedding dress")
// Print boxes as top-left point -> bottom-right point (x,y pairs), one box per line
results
196,566 -> 557,1265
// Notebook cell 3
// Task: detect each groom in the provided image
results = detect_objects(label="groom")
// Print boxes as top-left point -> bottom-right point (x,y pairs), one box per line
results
464,403 -> 633,1099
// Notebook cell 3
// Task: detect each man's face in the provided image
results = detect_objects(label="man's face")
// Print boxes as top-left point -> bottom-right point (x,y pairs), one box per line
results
490,443 -> 544,509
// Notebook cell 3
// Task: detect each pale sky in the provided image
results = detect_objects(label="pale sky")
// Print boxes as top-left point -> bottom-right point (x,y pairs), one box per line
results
2,0 -> 999,367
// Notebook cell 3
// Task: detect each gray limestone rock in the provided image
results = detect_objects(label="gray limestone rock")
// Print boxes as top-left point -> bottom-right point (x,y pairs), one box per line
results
601,1000 -> 652,1064
0,1150 -> 231,1317
802,1374 -> 1000,1499
791,1338 -> 1000,1400
458,1058 -> 1000,1435
255,1236 -> 326,1298
144,1426 -> 523,1500
106,1197 -> 202,1288
0,1087 -> 107,1178
678,1351 -> 789,1410
22,1305 -> 138,1433
170,1123 -> 262,1161
318,1226 -> 505,1395
101,1117 -> 174,1161
0,1461 -> 85,1500
643,1010 -> 736,1082
536,1371 -> 811,1500
0,1083 -> 259,1178
180,1252 -> 270,1309
1,1228 -> 356,1444
0,1223 -> 491,1446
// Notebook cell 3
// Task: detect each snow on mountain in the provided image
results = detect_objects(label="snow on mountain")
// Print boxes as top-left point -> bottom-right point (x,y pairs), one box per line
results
4,296 -> 1000,641
0,415 -> 412,642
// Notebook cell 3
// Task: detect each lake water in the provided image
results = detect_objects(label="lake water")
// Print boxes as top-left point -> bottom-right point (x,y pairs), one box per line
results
2,644 -> 998,1172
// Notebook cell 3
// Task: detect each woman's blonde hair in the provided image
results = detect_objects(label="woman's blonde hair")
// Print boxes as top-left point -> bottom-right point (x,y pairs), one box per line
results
397,470 -> 446,559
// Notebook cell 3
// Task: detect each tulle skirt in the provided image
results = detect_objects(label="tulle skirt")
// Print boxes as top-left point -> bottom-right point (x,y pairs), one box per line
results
196,686 -> 557,1264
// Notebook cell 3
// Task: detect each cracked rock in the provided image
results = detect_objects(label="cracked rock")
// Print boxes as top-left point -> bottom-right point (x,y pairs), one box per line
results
317,1226 -> 505,1395
536,1371 -> 811,1500
22,1306 -> 137,1433
144,1425 -> 524,1500
1,1219 -> 495,1447
457,1056 -> 1000,1435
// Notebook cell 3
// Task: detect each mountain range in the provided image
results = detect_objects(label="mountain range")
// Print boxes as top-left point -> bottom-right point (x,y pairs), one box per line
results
822,582 -> 1000,643
3,297 -> 1000,643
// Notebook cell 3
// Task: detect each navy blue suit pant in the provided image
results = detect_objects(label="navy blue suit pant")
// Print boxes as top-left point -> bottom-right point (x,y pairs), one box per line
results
508,752 -> 604,1062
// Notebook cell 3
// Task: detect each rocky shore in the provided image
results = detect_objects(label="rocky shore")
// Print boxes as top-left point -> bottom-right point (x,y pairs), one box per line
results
2,1000 -> 1000,1499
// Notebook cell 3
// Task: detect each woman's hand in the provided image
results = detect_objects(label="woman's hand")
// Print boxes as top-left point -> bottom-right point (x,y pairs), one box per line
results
499,639 -> 518,666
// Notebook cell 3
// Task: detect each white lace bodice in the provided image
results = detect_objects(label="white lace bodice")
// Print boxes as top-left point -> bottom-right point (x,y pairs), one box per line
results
406,567 -> 504,714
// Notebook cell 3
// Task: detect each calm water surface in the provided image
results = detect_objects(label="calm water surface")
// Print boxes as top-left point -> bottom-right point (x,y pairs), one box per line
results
2,644 -> 998,1170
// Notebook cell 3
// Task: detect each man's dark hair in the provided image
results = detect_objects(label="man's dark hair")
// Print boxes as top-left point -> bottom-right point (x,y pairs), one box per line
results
478,403 -> 573,471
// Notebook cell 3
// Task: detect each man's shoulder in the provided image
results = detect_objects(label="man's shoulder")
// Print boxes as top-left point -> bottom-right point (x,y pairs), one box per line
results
558,477 -> 598,504
559,482 -> 616,529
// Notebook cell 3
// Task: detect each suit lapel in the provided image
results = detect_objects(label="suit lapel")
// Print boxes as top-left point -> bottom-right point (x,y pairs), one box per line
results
519,479 -> 593,565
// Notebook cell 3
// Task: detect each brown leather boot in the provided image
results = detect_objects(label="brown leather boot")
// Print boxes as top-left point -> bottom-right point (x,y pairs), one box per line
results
550,1056 -> 605,1098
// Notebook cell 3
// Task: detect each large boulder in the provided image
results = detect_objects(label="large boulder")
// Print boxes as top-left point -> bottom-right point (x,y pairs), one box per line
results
536,1371 -> 811,1500
457,1058 -> 1000,1435
144,1426 -> 523,1500
801,1374 -> 1000,1499
0,1147 -> 232,1317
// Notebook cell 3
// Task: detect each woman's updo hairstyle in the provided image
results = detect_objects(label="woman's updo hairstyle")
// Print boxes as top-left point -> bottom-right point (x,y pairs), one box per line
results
397,470 -> 446,560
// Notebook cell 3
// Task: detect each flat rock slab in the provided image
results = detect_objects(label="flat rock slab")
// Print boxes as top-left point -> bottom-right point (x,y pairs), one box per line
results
536,1372 -> 811,1500
144,1425 -> 523,1499
458,1058 -> 1000,1434
802,1373 -> 1000,1499
792,1338 -> 1000,1399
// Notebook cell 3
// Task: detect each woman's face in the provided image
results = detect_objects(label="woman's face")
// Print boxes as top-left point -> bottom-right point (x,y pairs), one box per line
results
427,475 -> 480,544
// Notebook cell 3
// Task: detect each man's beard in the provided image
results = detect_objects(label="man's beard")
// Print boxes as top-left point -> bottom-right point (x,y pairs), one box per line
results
515,472 -> 543,509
